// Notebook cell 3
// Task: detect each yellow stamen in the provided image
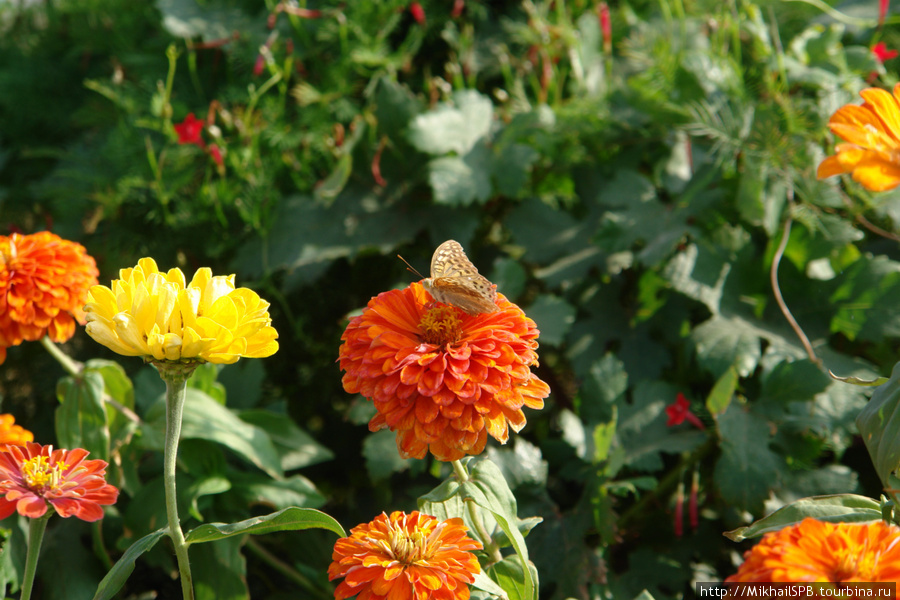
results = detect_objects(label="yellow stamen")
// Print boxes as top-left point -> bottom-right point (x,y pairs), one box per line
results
22,456 -> 68,493
419,306 -> 463,346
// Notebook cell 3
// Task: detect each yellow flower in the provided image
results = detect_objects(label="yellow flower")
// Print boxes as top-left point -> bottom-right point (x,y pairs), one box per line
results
84,258 -> 278,364
818,84 -> 900,191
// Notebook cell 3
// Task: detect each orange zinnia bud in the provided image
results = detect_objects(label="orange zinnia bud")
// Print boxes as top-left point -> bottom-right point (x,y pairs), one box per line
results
0,414 -> 33,447
329,511 -> 482,600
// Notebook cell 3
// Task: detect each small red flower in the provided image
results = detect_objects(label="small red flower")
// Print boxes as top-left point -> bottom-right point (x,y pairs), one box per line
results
665,393 -> 705,430
410,2 -> 426,25
451,0 -> 465,18
873,42 -> 898,63
598,3 -> 612,54
174,113 -> 205,147
329,511 -> 482,600
0,442 -> 118,522
208,143 -> 224,166
880,0 -> 890,27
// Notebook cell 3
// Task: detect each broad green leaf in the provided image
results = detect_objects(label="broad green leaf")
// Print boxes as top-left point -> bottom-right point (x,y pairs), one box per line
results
227,471 -> 326,510
314,153 -> 353,203
760,359 -> 831,405
363,429 -> 412,481
408,90 -> 493,155
486,438 -> 548,488
492,143 -> 538,197
84,359 -> 136,450
187,363 -> 226,404
238,409 -> 334,470
185,507 -> 345,544
691,316 -> 761,378
375,78 -> 421,137
56,371 -> 110,461
724,494 -> 882,541
92,528 -> 168,600
485,556 -> 539,600
192,535 -> 247,600
525,294 -> 575,346
472,569 -> 509,600
427,144 -> 492,206
714,404 -> 783,514
857,361 -> 900,487
0,517 -> 26,595
144,390 -> 283,479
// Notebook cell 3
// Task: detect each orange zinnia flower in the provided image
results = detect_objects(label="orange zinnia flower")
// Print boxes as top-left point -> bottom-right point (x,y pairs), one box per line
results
726,517 -> 900,584
0,232 -> 98,364
0,442 -> 118,522
328,511 -> 482,600
817,84 -> 900,191
338,282 -> 549,461
0,415 -> 33,446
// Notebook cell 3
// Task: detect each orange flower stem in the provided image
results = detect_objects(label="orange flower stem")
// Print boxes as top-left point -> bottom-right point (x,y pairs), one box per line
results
159,365 -> 199,600
451,460 -> 503,563
40,336 -> 83,377
20,513 -> 51,600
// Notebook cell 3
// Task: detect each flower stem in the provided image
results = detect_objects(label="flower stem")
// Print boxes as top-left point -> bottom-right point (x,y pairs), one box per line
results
40,336 -> 82,377
21,514 -> 51,600
160,365 -> 199,600
451,460 -> 503,563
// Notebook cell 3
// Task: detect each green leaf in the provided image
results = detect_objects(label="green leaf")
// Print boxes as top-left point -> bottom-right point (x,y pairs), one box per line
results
492,143 -> 538,197
92,528 -> 168,600
723,494 -> 882,541
56,371 -> 110,461
227,471 -> 326,510
192,536 -> 247,600
184,507 -> 345,544
238,409 -> 334,470
314,153 -> 353,203
714,404 -> 783,514
706,365 -> 737,416
525,294 -> 575,346
691,316 -> 761,378
829,371 -> 888,387
459,460 -> 537,600
427,144 -> 492,206
375,78 -> 421,137
363,429 -> 412,481
145,390 -> 283,479
408,90 -> 493,155
760,359 -> 831,405
856,360 -> 900,487
485,556 -> 540,600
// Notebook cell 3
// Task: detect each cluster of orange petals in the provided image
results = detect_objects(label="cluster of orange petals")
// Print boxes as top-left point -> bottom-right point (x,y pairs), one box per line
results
727,518 -> 900,584
329,511 -> 482,600
0,442 -> 118,522
0,232 -> 98,364
0,414 -> 33,446
339,282 -> 549,461
818,84 -> 900,191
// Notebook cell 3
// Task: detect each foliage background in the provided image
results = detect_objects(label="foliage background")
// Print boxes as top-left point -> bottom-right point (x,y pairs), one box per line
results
1,0 -> 899,598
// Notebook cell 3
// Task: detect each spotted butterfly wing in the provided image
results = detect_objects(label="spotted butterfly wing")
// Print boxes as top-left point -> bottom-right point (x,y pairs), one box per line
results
422,240 -> 499,315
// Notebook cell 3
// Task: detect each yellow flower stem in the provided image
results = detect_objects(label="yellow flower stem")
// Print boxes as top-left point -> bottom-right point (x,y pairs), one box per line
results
20,513 -> 52,600
451,460 -> 503,563
159,363 -> 200,600
40,336 -> 83,377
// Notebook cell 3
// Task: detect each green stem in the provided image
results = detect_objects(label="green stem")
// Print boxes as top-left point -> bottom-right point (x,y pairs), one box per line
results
451,460 -> 502,563
160,364 -> 199,600
20,514 -> 51,600
40,336 -> 83,377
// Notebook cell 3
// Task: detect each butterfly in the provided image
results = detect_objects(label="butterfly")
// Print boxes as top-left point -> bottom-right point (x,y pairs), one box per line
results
402,240 -> 500,315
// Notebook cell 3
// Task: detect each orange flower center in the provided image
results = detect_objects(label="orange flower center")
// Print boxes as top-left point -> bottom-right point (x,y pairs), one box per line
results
22,456 -> 69,493
419,306 -> 462,345
388,527 -> 429,564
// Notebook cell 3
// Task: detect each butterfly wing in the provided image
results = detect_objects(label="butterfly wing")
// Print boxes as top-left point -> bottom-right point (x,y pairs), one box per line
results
427,240 -> 499,314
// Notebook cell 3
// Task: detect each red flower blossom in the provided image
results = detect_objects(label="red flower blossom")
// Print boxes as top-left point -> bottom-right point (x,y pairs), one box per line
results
0,442 -> 118,522
410,2 -> 426,25
174,113 -> 205,147
339,282 -> 549,461
208,143 -> 224,166
880,0 -> 890,28
873,42 -> 898,63
727,518 -> 900,583
0,232 -> 98,364
329,511 -> 482,600
665,393 -> 705,429
598,2 -> 612,54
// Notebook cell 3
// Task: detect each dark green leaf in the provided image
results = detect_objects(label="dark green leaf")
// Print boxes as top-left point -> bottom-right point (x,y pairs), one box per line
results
857,361 -> 900,487
56,371 -> 110,461
92,529 -> 168,600
185,507 -> 345,544
724,494 -> 882,541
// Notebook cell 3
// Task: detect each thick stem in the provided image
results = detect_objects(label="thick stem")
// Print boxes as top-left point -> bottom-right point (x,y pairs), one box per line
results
451,460 -> 503,563
21,514 -> 51,600
40,336 -> 82,377
160,364 -> 199,600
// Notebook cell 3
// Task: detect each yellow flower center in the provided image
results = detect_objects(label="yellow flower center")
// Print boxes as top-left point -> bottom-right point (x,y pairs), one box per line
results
419,306 -> 462,345
22,456 -> 69,493
389,527 -> 429,564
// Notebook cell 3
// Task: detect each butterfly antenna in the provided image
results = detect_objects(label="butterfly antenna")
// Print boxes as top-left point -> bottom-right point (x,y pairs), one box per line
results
397,255 -> 426,280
